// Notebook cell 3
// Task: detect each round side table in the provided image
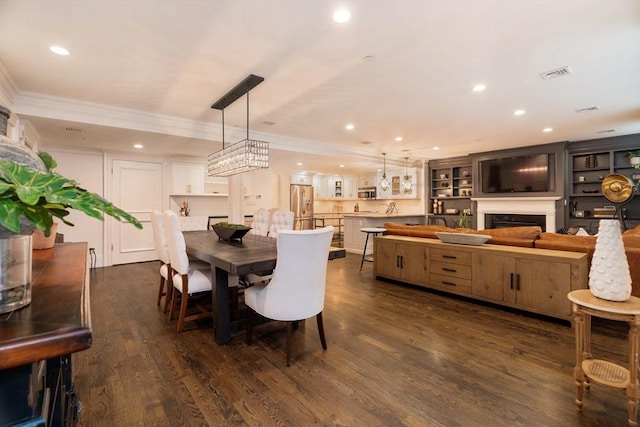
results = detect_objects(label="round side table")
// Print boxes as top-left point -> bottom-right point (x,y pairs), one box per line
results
359,228 -> 386,272
568,289 -> 640,426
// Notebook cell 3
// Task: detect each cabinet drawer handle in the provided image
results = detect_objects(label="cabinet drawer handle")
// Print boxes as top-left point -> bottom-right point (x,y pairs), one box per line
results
516,273 -> 521,291
400,256 -> 404,269
510,272 -> 514,290
396,255 -> 400,268
442,267 -> 457,273
442,255 -> 457,259
441,281 -> 457,286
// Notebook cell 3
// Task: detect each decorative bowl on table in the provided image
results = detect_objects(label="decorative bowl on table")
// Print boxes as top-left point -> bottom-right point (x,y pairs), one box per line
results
212,222 -> 252,241
435,232 -> 490,246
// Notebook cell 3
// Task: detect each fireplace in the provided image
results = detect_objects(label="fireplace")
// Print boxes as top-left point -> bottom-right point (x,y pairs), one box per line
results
485,214 -> 546,231
473,197 -> 561,232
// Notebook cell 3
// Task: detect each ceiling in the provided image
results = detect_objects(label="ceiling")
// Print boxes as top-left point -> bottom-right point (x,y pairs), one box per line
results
0,0 -> 638,175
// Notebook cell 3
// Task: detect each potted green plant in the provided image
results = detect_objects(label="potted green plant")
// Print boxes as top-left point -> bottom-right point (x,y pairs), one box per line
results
0,143 -> 142,313
455,212 -> 469,229
626,151 -> 640,169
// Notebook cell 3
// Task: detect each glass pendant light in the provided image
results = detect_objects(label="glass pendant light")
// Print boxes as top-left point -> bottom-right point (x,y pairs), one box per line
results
403,157 -> 412,191
379,153 -> 390,191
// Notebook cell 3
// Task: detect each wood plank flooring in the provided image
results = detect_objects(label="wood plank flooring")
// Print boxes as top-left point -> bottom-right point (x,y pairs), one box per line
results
75,254 -> 630,426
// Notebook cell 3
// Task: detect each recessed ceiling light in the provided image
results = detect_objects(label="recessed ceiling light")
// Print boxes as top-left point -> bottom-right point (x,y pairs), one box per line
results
296,162 -> 303,166
133,143 -> 143,149
339,164 -> 345,168
513,109 -> 526,116
472,84 -> 486,92
50,45 -> 69,56
543,127 -> 553,133
333,8 -> 351,23
345,123 -> 355,130
395,137 -> 403,142
433,146 -> 440,151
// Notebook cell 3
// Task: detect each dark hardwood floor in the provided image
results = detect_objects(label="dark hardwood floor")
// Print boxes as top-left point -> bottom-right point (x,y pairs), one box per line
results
75,253 -> 630,426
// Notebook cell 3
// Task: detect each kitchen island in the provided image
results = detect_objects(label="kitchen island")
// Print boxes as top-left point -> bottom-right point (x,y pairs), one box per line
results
343,213 -> 425,255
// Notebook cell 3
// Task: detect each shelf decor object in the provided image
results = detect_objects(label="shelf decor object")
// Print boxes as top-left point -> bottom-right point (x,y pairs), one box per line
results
588,219 -> 631,301
208,74 -> 269,177
379,153 -> 390,191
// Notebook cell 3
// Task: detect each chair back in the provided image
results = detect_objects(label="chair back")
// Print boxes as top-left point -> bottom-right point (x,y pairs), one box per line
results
151,210 -> 170,264
269,209 -> 295,237
163,210 -> 190,275
259,226 -> 334,320
250,208 -> 270,236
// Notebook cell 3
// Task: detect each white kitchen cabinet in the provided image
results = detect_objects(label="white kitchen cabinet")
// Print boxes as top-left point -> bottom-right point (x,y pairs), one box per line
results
343,176 -> 356,199
312,175 -> 329,199
328,176 -> 343,198
291,173 -> 312,185
172,162 -> 205,194
357,175 -> 377,189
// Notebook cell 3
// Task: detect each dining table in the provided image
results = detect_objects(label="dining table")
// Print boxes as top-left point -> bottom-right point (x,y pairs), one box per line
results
183,230 -> 346,344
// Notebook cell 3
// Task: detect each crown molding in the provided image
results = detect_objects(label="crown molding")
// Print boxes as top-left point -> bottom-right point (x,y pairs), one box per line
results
11,91 -> 391,165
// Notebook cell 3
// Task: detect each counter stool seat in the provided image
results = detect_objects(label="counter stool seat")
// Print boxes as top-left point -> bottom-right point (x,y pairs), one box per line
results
359,227 -> 386,272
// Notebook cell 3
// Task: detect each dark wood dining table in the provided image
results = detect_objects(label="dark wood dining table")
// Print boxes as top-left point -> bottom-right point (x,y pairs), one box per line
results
183,230 -> 346,344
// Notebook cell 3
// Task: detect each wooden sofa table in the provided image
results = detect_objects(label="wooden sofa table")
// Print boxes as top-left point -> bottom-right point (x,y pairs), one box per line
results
0,242 -> 91,426
568,289 -> 640,426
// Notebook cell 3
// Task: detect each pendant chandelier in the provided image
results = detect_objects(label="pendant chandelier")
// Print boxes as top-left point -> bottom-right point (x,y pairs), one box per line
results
403,157 -> 412,191
379,153 -> 390,191
208,74 -> 269,177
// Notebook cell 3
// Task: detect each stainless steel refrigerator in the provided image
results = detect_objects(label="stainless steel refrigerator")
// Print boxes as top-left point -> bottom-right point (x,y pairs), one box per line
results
290,184 -> 314,230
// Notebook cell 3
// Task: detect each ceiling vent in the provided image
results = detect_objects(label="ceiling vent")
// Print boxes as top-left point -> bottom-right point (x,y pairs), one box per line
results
575,106 -> 600,113
540,66 -> 573,80
64,127 -> 82,132
597,129 -> 616,134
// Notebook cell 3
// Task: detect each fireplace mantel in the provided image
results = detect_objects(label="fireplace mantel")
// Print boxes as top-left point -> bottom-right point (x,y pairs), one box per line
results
472,197 -> 561,231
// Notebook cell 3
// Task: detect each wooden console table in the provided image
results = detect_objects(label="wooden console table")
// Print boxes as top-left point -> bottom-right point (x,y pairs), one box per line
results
0,243 -> 91,426
568,289 -> 640,426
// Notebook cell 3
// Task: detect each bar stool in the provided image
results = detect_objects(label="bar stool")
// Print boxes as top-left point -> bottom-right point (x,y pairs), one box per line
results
359,227 -> 386,272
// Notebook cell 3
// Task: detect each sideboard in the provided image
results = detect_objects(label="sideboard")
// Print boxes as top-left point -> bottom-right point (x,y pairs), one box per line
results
0,242 -> 92,426
374,235 -> 588,320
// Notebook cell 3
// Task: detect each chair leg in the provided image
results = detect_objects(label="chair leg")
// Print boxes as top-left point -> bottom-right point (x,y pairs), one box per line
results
176,275 -> 189,332
316,312 -> 327,350
286,321 -> 293,367
156,275 -> 165,306
163,265 -> 173,313
246,308 -> 255,345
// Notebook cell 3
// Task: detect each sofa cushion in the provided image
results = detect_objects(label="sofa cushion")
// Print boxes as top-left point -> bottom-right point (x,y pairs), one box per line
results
624,225 -> 640,248
469,226 -> 542,247
536,232 -> 597,247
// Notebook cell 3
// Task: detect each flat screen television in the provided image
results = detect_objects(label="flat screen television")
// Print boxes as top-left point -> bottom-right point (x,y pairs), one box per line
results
480,154 -> 550,193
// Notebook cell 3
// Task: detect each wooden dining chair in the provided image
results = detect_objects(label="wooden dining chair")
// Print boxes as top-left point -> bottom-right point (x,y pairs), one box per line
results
150,210 -> 172,312
245,226 -> 334,366
163,210 -> 213,332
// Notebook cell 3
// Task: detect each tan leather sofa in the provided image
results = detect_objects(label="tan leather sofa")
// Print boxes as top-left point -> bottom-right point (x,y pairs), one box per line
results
383,222 -> 640,297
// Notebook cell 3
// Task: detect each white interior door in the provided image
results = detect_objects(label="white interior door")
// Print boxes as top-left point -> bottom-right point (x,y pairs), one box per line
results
110,160 -> 163,265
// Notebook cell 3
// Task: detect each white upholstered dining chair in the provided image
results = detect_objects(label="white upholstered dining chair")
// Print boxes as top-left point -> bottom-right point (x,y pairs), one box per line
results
268,209 -> 294,237
151,210 -> 172,312
249,208 -> 271,236
163,210 -> 213,332
245,226 -> 334,366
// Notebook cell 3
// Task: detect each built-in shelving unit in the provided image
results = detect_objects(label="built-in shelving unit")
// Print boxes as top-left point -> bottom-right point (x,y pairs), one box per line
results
428,157 -> 473,228
567,135 -> 640,233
